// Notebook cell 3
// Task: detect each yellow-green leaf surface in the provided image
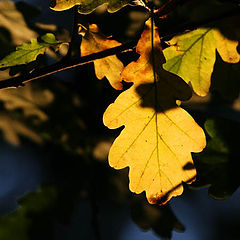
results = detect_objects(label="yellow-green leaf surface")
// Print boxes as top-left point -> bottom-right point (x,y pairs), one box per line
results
80,24 -> 124,90
163,28 -> 240,96
0,33 -> 62,68
103,19 -> 206,205
49,0 -> 134,13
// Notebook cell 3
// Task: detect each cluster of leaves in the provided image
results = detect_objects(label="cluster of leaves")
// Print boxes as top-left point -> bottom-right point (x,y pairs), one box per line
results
0,0 -> 69,146
0,0 -> 239,239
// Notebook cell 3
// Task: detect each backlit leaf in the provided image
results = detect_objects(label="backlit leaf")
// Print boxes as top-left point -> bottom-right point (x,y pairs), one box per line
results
49,0 -> 135,13
0,33 -> 62,69
80,24 -> 124,90
163,27 -> 240,96
103,19 -> 206,205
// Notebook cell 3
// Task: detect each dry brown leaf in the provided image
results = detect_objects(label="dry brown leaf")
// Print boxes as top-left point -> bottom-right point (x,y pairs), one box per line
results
103,19 -> 206,205
80,24 -> 124,90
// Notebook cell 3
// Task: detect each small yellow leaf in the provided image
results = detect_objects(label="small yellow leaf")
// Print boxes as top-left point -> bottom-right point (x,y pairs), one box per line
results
163,26 -> 240,96
103,19 -> 206,205
80,24 -> 124,90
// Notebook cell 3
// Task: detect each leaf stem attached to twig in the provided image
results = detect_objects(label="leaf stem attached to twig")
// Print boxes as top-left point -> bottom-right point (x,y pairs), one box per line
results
0,40 -> 137,89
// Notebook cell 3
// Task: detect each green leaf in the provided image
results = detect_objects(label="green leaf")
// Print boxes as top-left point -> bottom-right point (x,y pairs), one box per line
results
0,186 -> 57,240
163,26 -> 240,96
50,0 -> 135,13
0,33 -> 62,69
192,118 -> 240,199
131,195 -> 185,239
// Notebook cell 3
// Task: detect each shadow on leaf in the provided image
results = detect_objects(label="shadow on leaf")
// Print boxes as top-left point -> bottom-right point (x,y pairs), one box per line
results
211,51 -> 240,103
134,70 -> 192,112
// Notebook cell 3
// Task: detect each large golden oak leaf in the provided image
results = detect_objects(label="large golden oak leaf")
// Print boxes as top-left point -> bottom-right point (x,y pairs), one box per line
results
103,19 -> 206,205
80,24 -> 124,90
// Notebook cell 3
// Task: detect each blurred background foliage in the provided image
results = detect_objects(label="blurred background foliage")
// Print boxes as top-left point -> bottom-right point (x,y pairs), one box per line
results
0,0 -> 239,239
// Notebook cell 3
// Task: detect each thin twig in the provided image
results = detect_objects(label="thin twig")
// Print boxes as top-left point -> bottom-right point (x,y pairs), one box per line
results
66,6 -> 81,59
0,2 -> 239,89
0,41 -> 137,89
155,0 -> 196,17
159,8 -> 240,41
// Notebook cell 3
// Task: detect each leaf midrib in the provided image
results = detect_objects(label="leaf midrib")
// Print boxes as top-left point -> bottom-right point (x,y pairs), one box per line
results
166,28 -> 212,73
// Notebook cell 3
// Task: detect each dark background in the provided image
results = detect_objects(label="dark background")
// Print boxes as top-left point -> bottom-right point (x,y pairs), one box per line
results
0,0 -> 239,239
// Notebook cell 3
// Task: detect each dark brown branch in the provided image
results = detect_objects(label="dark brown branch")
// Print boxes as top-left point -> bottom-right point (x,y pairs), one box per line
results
0,40 -> 137,90
0,2 -> 239,90
158,7 -> 240,40
155,0 -> 196,18
66,5 -> 81,58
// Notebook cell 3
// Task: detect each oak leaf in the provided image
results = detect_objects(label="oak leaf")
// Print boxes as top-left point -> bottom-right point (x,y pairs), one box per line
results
80,24 -> 124,90
163,27 -> 240,96
103,19 -> 206,204
50,0 -> 135,13
0,33 -> 62,69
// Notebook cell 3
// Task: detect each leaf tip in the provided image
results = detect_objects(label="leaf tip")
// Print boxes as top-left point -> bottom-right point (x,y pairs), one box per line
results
147,190 -> 180,205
